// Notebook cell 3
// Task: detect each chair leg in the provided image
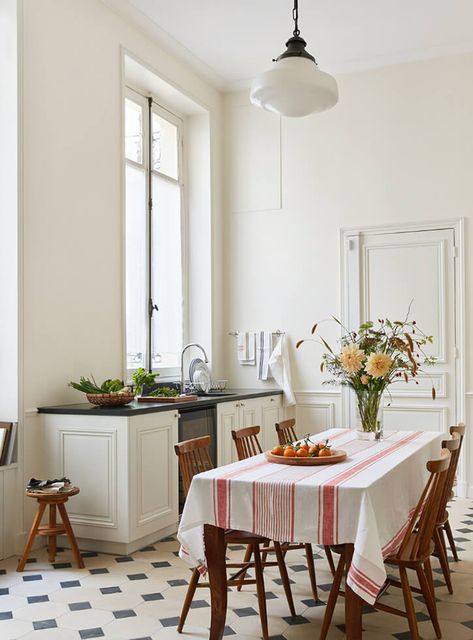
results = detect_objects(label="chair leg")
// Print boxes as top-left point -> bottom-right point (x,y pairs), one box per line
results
47,504 -> 57,563
236,543 -> 253,592
17,502 -> 47,572
253,543 -> 269,640
434,527 -> 453,594
416,564 -> 441,639
261,539 -> 270,565
444,518 -> 459,562
324,545 -> 336,576
177,567 -> 200,633
319,549 -> 346,640
57,503 -> 85,569
423,557 -> 437,602
399,566 -> 420,640
273,541 -> 296,616
305,543 -> 318,602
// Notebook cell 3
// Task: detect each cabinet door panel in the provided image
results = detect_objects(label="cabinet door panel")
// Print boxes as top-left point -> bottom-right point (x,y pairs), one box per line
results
132,412 -> 178,538
217,402 -> 239,466
261,397 -> 282,452
61,430 -> 117,528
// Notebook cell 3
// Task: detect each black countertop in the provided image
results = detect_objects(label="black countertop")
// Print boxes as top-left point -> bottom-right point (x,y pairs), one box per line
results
37,389 -> 283,417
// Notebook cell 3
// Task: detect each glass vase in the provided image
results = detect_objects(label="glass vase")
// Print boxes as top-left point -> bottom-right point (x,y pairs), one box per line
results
356,390 -> 383,440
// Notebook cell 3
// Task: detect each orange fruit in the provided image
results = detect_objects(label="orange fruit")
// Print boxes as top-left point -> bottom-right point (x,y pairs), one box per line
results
299,442 -> 309,451
308,446 -> 318,456
283,447 -> 296,457
271,445 -> 284,456
296,448 -> 309,457
319,448 -> 332,457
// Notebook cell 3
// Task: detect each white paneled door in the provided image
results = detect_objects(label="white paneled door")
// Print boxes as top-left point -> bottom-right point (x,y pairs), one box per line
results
342,226 -> 459,435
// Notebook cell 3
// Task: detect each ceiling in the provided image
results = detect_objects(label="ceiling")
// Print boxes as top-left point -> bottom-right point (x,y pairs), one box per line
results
115,0 -> 473,89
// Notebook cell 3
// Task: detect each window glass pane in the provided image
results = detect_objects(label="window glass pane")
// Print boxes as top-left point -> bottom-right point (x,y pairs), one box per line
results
152,113 -> 179,179
125,98 -> 143,164
151,174 -> 182,368
125,164 -> 147,370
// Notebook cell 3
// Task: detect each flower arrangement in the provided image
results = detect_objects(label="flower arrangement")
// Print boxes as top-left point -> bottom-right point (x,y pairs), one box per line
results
297,313 -> 435,434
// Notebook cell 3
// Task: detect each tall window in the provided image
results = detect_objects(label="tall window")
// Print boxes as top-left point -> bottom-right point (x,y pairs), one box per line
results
124,91 -> 184,375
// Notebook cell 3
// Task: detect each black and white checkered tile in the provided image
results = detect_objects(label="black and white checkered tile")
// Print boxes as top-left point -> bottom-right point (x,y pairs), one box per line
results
0,500 -> 472,639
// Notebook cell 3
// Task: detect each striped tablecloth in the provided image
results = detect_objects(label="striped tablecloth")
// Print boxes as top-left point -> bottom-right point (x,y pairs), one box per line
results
177,428 -> 443,604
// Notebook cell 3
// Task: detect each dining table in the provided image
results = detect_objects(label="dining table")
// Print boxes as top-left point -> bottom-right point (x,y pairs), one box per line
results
177,427 -> 444,639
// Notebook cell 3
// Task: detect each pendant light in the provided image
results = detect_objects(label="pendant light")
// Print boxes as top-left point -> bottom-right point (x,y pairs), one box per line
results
250,0 -> 338,117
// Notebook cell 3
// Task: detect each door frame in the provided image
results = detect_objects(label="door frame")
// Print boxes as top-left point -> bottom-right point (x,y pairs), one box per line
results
340,218 -> 466,493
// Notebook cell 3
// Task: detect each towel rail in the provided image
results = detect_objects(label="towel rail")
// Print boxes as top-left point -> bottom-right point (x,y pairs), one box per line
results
228,330 -> 285,336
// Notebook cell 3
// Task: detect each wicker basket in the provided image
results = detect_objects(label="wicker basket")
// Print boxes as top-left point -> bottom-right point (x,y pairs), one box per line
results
86,393 -> 135,407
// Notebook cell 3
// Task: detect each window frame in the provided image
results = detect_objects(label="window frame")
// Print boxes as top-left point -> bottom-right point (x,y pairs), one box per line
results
124,86 -> 187,381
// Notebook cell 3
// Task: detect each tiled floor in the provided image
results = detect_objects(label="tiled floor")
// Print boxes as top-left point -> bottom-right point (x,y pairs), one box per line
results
1,499 -> 473,639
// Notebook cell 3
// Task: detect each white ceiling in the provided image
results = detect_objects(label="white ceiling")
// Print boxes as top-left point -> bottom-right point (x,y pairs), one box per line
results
115,0 -> 473,89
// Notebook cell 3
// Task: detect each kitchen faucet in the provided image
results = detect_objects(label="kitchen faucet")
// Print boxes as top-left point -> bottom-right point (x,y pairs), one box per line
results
180,343 -> 209,394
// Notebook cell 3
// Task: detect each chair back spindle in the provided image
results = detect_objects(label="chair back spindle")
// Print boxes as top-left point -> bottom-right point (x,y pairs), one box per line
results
275,419 -> 297,446
396,448 -> 451,561
174,436 -> 214,498
437,431 -> 461,519
231,426 -> 263,460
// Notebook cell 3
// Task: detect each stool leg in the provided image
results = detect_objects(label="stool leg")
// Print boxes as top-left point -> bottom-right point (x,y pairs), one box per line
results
57,503 -> 84,569
17,502 -> 47,572
48,504 -> 57,563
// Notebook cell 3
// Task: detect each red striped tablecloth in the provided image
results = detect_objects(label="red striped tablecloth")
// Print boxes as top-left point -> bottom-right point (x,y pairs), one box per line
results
177,428 -> 443,604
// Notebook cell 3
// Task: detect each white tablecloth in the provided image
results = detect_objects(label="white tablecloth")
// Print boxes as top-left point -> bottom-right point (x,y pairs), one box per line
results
177,428 -> 443,604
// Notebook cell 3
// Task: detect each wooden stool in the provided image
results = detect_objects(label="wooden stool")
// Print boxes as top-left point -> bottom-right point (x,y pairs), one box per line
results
17,486 -> 84,571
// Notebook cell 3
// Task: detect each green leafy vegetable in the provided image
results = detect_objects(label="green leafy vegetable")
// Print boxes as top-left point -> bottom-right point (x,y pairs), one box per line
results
149,386 -> 179,398
69,376 -> 128,395
132,368 -> 160,395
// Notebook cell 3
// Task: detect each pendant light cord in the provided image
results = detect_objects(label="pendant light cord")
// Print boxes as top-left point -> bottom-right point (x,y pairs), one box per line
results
292,0 -> 300,36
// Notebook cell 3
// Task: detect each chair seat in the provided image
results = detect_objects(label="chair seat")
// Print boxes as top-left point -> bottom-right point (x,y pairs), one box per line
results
385,534 -> 435,566
225,529 -> 269,544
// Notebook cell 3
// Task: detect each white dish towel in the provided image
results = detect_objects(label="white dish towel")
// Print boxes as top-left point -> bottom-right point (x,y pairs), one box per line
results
268,335 -> 296,406
237,332 -> 256,365
256,331 -> 273,380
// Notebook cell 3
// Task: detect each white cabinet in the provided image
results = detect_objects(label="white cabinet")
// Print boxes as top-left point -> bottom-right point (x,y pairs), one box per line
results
217,394 -> 283,466
42,410 -> 179,555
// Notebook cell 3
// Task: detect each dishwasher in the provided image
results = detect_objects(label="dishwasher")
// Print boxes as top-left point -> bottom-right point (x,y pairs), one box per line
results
178,405 -> 217,513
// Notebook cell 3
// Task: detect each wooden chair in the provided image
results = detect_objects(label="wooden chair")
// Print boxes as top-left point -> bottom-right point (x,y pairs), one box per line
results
433,430 -> 462,592
319,448 -> 451,640
275,419 -> 337,576
275,418 -> 298,446
174,435 -> 295,640
443,424 -> 466,562
231,426 -> 318,603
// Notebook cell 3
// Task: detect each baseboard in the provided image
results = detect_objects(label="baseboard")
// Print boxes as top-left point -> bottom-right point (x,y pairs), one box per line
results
56,522 -> 179,556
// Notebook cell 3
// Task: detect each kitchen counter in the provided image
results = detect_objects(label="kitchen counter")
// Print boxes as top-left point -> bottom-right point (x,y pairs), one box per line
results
39,389 -> 284,555
37,388 -> 283,416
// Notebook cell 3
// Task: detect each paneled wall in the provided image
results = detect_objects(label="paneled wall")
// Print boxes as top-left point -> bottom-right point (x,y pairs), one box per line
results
223,52 -> 473,495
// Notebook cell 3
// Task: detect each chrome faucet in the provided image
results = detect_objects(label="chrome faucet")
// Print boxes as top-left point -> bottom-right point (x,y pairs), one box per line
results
180,343 -> 209,394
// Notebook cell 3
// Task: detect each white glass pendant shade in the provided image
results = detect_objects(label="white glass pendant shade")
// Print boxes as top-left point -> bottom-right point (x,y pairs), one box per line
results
250,56 -> 338,117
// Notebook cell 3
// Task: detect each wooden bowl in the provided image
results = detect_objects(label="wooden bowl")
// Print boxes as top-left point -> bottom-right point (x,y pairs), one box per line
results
265,449 -> 347,466
86,393 -> 135,407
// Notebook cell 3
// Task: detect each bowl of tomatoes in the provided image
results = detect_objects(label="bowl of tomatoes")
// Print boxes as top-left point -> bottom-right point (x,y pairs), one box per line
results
265,438 -> 347,466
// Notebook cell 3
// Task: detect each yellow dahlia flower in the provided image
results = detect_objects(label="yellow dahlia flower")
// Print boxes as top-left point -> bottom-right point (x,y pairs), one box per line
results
365,352 -> 393,378
339,344 -> 365,374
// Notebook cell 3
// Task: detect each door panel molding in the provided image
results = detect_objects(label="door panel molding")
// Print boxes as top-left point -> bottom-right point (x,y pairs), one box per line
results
340,218 -> 466,495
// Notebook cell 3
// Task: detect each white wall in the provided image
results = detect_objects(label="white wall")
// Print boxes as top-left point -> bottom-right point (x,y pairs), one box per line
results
0,0 -> 18,422
223,52 -> 473,491
20,0 -> 222,414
